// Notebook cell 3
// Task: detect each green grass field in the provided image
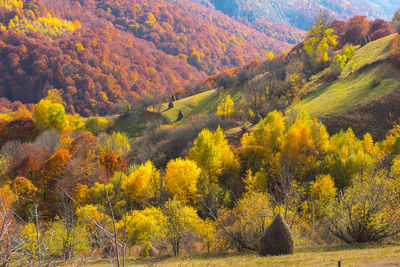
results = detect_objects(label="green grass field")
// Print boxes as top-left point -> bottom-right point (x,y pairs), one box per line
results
341,34 -> 395,77
159,35 -> 399,123
83,243 -> 400,267
295,34 -> 400,117
159,87 -> 242,123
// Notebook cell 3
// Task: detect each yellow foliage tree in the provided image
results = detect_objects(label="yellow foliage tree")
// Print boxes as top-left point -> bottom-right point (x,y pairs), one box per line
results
3,12 -> 81,37
33,99 -> 68,131
117,207 -> 166,249
121,161 -> 161,205
98,132 -> 130,156
217,95 -> 234,118
164,158 -> 201,204
163,199 -> 214,256
309,174 -> 337,217
304,13 -> 337,62
188,127 -> 238,179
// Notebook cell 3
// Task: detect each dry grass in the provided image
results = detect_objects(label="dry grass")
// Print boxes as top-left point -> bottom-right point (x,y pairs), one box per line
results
82,243 -> 400,267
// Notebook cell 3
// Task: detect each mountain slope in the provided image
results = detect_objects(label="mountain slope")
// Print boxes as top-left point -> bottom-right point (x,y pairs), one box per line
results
295,34 -> 400,138
0,0 -> 297,115
198,0 -> 399,30
148,33 -> 400,140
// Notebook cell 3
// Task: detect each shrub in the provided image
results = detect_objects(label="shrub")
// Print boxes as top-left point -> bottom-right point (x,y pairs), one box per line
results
323,170 -> 400,243
214,192 -> 272,251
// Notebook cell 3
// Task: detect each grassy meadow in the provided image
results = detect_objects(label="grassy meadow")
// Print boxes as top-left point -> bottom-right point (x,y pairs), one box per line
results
71,243 -> 400,266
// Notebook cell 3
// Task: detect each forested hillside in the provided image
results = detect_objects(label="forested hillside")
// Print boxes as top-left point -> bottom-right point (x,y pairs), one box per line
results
0,0 -> 298,115
198,0 -> 399,30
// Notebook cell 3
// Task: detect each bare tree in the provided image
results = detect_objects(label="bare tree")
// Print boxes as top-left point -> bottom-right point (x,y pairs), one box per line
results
0,192 -> 23,266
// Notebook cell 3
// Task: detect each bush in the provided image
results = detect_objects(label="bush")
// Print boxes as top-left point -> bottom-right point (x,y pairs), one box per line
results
323,170 -> 400,243
214,192 -> 272,251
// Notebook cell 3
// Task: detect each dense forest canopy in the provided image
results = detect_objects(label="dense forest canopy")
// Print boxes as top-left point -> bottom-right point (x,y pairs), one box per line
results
0,0 -> 302,116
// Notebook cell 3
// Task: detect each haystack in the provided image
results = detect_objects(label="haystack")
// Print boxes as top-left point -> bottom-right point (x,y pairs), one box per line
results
177,110 -> 184,121
258,213 -> 294,256
168,99 -> 174,109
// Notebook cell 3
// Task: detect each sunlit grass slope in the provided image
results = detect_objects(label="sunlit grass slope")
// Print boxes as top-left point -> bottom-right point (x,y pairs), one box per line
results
160,87 -> 242,123
296,34 -> 400,117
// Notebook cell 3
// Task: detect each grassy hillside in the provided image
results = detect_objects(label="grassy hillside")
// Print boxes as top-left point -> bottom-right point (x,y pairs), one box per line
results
295,34 -> 400,118
144,33 -> 399,140
85,244 -> 400,266
160,87 -> 242,123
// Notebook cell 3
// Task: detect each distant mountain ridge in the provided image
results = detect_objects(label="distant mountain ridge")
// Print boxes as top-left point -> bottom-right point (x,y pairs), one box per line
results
195,0 -> 399,30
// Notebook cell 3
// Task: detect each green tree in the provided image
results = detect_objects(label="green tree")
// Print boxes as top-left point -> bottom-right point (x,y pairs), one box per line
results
47,103 -> 67,131
333,44 -> 355,74
85,117 -> 110,135
304,13 -> 338,62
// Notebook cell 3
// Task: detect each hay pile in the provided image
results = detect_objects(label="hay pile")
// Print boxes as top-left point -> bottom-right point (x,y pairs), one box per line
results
258,213 -> 294,256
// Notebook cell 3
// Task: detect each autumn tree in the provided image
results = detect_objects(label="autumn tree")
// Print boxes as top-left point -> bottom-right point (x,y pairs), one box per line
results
9,143 -> 47,183
216,95 -> 234,118
309,174 -> 337,217
99,149 -> 127,178
85,117 -> 110,136
163,199 -> 213,256
390,35 -> 400,66
322,129 -> 378,189
98,132 -> 130,156
121,161 -> 161,206
39,149 -> 72,217
116,207 -> 165,252
45,89 -> 65,106
12,176 -> 38,219
392,11 -> 400,34
304,13 -> 337,62
67,133 -> 99,185
33,99 -> 67,131
164,158 -> 201,204
188,127 -> 238,179
75,204 -> 112,249
0,186 -> 19,265
342,16 -> 370,46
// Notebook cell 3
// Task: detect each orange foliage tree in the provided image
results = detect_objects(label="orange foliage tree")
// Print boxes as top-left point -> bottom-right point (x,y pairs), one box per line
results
99,149 -> 127,178
390,35 -> 400,66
